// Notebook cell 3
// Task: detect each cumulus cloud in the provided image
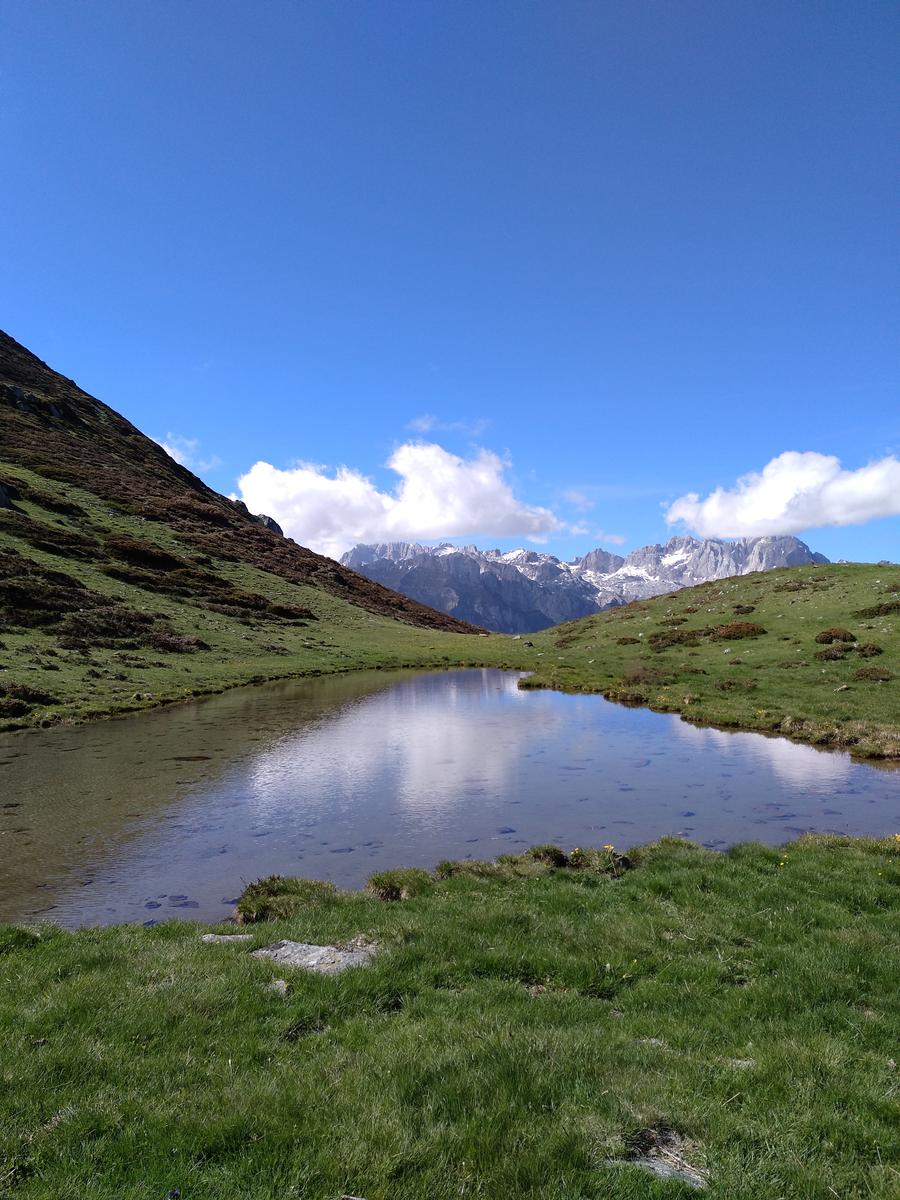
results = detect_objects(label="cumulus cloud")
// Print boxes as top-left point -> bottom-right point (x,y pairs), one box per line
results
236,441 -> 562,559
666,451 -> 900,538
155,433 -> 221,473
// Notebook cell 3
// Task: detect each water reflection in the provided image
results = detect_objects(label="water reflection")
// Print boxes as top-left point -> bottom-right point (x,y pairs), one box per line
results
671,721 -> 854,791
1,669 -> 897,927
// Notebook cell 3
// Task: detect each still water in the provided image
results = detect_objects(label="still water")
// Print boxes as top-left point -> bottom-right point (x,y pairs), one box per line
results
1,668 -> 897,927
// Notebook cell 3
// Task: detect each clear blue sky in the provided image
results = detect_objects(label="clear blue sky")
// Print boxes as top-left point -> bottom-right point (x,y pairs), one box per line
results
2,1 -> 898,562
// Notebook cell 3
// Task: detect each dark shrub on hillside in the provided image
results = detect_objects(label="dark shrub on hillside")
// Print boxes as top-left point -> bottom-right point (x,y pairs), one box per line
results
104,534 -> 189,573
57,605 -> 154,648
854,666 -> 894,682
682,605 -> 698,613
814,628 -> 857,644
616,636 -> 640,645
0,681 -> 59,705
660,617 -> 687,627
815,647 -> 848,661
733,604 -> 756,614
0,547 -> 103,630
0,697 -> 30,717
624,664 -> 673,685
649,629 -> 700,651
854,643 -> 883,657
711,622 -> 766,640
148,631 -> 209,654
855,600 -> 900,618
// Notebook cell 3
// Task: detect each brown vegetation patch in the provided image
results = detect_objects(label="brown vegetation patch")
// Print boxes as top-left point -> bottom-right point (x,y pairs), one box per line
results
814,627 -> 857,644
623,664 -> 674,686
854,666 -> 894,682
649,629 -> 701,651
711,621 -> 766,640
616,636 -> 640,645
855,643 -> 883,657
0,547 -> 103,630
732,604 -> 755,614
815,646 -> 848,661
854,600 -> 900,618
0,508 -> 100,559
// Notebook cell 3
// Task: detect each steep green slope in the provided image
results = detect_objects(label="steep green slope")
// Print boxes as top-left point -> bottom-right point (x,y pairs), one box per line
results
0,330 -> 511,729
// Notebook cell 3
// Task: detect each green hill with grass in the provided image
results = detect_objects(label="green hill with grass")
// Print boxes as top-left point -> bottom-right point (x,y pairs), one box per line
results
1,329 -> 897,760
0,329 -> 498,730
519,562 -> 900,759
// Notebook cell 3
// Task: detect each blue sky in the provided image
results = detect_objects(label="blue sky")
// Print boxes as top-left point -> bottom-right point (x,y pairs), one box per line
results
2,1 -> 898,562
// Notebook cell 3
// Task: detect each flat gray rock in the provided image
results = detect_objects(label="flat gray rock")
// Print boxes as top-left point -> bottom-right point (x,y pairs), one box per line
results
201,933 -> 253,944
626,1156 -> 706,1188
251,938 -> 376,974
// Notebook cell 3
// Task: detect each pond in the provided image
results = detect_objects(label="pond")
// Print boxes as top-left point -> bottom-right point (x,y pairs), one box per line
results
1,668 -> 898,927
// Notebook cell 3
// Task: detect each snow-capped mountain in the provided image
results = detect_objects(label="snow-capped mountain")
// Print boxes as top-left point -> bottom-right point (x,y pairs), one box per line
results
340,536 -> 828,634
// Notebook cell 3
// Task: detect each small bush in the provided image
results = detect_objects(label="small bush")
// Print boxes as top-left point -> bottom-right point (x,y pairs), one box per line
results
148,631 -> 210,654
711,622 -> 766,640
733,604 -> 756,614
815,647 -> 848,661
526,844 -> 569,868
814,628 -> 857,644
368,867 -> 433,901
649,629 -> 700,651
855,600 -> 900,618
855,643 -> 883,657
236,876 -> 337,923
616,636 -> 640,645
0,682 -> 59,705
660,617 -> 687,627
854,666 -> 894,682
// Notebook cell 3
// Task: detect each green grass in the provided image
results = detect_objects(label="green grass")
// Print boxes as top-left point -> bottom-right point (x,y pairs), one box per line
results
1,836 -> 898,1198
1,462 -> 898,759
521,562 -> 900,760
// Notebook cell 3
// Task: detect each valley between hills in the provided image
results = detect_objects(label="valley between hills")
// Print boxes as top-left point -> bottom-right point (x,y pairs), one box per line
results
1,329 -> 899,759
2,330 -> 899,1200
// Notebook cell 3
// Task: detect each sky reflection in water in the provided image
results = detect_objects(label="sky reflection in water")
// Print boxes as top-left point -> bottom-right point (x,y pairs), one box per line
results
2,669 -> 897,927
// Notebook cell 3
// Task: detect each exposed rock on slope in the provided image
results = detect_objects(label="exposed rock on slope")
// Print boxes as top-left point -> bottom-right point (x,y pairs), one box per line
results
341,536 -> 829,633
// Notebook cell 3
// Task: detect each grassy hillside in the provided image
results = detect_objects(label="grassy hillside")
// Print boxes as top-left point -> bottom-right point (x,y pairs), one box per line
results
1,835 -> 897,1198
521,562 -> 900,759
1,329 -> 897,759
0,329 -> 504,730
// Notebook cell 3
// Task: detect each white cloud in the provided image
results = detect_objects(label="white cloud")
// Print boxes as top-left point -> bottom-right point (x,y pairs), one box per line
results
236,441 -> 563,559
564,489 -> 595,511
666,451 -> 900,538
595,529 -> 628,546
406,414 -> 489,437
155,433 -> 221,473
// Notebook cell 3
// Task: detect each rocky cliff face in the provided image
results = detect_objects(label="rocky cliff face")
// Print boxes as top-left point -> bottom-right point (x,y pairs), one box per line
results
340,536 -> 828,633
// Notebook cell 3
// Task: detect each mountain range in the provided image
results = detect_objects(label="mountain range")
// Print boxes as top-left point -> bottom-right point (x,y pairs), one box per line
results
341,536 -> 829,633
